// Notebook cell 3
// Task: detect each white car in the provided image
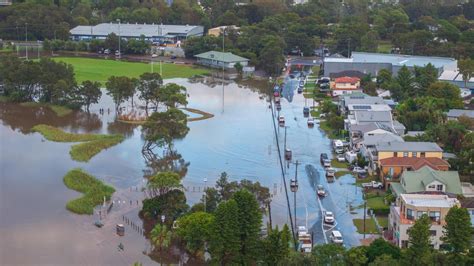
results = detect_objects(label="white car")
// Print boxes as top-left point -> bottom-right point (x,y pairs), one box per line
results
324,211 -> 335,224
307,118 -> 315,127
317,185 -> 326,197
330,230 -> 344,244
151,53 -> 158,58
278,115 -> 285,124
336,154 -> 345,162
352,166 -> 367,174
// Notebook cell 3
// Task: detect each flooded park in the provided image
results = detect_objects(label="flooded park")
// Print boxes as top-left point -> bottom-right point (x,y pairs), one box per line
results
0,76 -> 366,265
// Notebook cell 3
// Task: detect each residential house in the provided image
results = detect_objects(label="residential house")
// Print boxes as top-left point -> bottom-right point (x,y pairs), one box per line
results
194,51 -> 249,69
376,141 -> 443,163
330,76 -> 362,96
350,122 -> 399,151
346,110 -> 405,136
446,109 -> 474,121
358,133 -> 404,171
460,198 -> 474,229
388,193 -> 460,249
340,93 -> 386,114
379,157 -> 449,186
388,166 -> 462,197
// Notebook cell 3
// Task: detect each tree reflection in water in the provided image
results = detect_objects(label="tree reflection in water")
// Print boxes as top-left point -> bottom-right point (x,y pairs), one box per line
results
142,149 -> 189,180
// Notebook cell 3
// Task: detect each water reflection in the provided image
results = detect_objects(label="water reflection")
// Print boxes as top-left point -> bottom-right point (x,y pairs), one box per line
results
142,150 -> 189,179
0,102 -> 102,134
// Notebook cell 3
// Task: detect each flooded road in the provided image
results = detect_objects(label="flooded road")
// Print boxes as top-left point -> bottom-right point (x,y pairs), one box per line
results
1,77 -> 363,265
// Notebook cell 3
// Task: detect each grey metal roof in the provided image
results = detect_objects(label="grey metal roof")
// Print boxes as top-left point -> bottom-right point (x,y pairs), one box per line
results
362,133 -> 404,146
377,141 -> 442,152
195,51 -> 249,63
70,23 -> 204,38
343,95 -> 386,107
447,109 -> 474,118
355,110 -> 392,122
350,122 -> 395,134
325,52 -> 457,70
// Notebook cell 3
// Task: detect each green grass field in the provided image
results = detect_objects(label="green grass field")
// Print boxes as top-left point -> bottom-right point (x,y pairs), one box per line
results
377,40 -> 393,54
63,168 -> 115,215
331,159 -> 349,168
52,57 -> 210,84
353,218 -> 380,234
32,124 -> 124,162
335,171 -> 352,178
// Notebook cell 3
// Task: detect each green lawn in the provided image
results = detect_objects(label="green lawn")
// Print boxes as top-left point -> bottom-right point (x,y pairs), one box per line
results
377,40 -> 393,54
52,57 -> 210,84
63,168 -> 115,215
32,124 -> 124,162
335,171 -> 352,178
20,102 -> 73,117
353,218 -> 380,234
366,196 -> 386,209
331,159 -> 349,168
310,109 -> 321,118
376,216 -> 389,228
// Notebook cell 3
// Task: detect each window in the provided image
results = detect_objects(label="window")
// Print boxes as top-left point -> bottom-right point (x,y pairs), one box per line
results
437,185 -> 443,191
394,152 -> 398,157
417,211 -> 428,218
389,167 -> 394,176
429,211 -> 440,222
412,152 -> 417,157
403,152 -> 409,157
407,209 -> 414,220
402,240 -> 409,248
420,152 -> 426,158
428,185 -> 435,189
430,230 -> 437,236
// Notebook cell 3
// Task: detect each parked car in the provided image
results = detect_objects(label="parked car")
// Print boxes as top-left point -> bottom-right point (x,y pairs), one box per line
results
170,55 -> 177,59
324,211 -> 335,224
104,49 -> 110,54
330,230 -> 344,244
151,53 -> 158,58
326,167 -> 335,177
352,166 -> 367,174
336,154 -> 345,162
278,115 -> 285,125
320,153 -> 330,167
317,185 -> 326,197
362,181 -> 383,189
307,117 -> 315,127
303,107 -> 310,116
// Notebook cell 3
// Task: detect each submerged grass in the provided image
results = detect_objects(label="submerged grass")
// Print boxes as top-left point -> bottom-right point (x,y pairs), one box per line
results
32,124 -> 124,162
20,102 -> 73,117
63,168 -> 115,215
70,136 -> 124,162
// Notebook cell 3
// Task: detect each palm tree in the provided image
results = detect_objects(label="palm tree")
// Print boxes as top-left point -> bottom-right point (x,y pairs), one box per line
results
150,223 -> 172,251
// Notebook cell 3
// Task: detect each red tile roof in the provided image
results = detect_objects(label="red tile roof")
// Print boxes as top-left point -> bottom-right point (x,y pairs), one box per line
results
334,76 -> 360,83
379,157 -> 449,170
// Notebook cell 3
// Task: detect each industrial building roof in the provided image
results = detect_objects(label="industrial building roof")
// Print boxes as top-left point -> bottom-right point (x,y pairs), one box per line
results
377,141 -> 442,152
70,23 -> 203,38
195,51 -> 249,63
325,52 -> 457,70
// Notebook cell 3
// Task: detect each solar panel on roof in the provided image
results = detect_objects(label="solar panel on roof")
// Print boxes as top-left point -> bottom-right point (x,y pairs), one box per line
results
353,105 -> 371,110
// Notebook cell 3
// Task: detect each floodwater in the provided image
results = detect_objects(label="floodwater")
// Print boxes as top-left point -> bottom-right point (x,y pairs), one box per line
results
0,77 -> 364,265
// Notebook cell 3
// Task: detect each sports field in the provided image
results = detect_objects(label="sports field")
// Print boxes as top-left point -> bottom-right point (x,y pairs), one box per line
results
52,57 -> 210,84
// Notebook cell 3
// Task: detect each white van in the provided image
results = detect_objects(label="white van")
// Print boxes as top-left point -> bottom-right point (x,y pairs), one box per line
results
330,230 -> 343,244
333,140 -> 344,154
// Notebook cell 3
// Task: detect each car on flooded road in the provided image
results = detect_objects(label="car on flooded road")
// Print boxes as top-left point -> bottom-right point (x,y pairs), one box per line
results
324,211 -> 335,224
317,185 -> 326,197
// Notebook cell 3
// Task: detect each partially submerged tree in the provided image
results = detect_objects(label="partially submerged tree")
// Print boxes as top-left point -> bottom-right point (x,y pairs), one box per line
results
78,80 -> 101,112
141,108 -> 189,151
137,72 -> 163,114
147,171 -> 182,196
105,76 -> 137,111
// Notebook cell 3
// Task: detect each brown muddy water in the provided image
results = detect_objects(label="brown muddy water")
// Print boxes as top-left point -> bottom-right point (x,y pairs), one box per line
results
0,77 -> 364,265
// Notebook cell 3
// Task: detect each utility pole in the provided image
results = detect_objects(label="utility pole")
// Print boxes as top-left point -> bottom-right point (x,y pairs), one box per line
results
25,22 -> 28,60
117,19 -> 121,59
294,160 -> 299,230
363,201 -> 367,239
221,27 -> 225,113
203,177 -> 207,212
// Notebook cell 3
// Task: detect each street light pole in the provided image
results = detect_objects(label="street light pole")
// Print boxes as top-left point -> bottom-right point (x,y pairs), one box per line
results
294,160 -> 299,231
25,22 -> 28,60
204,177 -> 207,212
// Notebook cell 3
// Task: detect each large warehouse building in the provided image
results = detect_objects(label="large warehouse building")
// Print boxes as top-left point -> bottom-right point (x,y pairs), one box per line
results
323,52 -> 457,77
70,23 -> 204,43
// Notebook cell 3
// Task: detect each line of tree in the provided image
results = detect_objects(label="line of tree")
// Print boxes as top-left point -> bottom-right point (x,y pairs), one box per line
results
0,55 -> 101,111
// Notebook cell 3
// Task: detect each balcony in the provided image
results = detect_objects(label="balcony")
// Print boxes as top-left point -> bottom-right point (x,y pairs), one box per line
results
391,205 -> 442,225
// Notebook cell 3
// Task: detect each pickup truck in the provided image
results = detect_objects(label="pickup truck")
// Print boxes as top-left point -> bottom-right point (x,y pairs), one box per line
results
361,181 -> 383,189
